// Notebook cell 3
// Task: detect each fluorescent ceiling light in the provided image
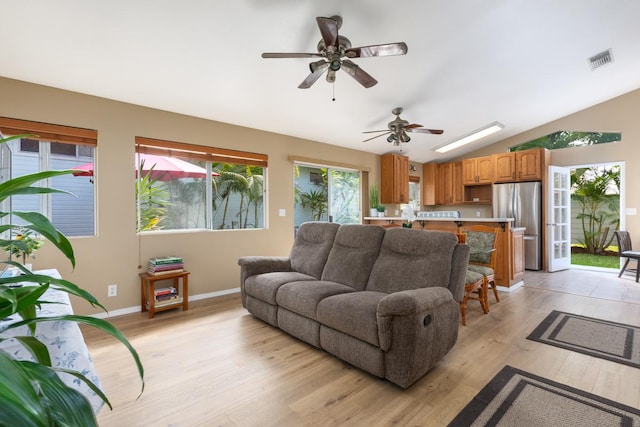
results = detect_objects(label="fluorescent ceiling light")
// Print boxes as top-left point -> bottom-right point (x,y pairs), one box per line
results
434,121 -> 504,153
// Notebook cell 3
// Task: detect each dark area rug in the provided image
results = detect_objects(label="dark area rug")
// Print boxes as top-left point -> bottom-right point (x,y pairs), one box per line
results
448,365 -> 640,426
527,310 -> 640,368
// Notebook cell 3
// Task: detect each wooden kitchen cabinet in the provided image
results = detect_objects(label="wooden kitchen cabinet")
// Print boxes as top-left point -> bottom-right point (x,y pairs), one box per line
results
462,156 -> 494,185
422,162 -> 437,206
494,148 -> 544,182
380,153 -> 409,204
435,161 -> 463,205
452,162 -> 464,204
516,149 -> 544,181
437,162 -> 451,205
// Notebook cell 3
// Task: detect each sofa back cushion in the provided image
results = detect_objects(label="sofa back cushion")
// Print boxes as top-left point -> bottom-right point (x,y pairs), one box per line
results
290,221 -> 341,278
321,224 -> 386,290
366,229 -> 458,294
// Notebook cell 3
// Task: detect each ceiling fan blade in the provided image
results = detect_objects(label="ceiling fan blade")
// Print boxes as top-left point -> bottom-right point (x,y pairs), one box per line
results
405,123 -> 424,129
409,127 -> 444,135
298,62 -> 329,89
345,42 -> 408,58
362,129 -> 389,134
262,52 -> 322,59
341,59 -> 377,88
316,17 -> 339,47
363,131 -> 391,142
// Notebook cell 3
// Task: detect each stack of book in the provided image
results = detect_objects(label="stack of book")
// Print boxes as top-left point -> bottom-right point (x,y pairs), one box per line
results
147,256 -> 184,275
151,286 -> 182,308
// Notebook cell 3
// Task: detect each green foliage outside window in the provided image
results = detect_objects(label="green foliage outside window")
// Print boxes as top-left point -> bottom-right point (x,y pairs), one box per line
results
510,130 -> 620,152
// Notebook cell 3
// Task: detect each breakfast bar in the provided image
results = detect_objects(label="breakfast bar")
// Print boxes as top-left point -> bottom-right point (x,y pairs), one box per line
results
364,216 -> 525,288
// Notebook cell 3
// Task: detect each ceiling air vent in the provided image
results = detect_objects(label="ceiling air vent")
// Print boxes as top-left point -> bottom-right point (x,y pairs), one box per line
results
588,49 -> 613,71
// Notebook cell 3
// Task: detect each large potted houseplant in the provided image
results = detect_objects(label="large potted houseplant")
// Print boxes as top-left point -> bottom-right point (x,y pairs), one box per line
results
0,134 -> 144,426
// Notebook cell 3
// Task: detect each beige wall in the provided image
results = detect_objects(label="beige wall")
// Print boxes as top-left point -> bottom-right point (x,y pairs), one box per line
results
0,77 -> 380,315
461,88 -> 640,248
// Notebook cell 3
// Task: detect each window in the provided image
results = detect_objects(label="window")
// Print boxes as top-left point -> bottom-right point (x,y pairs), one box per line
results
135,137 -> 268,232
0,117 -> 97,237
408,176 -> 420,209
293,163 -> 360,226
510,131 -> 621,152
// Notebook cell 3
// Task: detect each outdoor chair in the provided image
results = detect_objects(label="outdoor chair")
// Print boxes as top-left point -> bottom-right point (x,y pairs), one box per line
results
614,230 -> 640,282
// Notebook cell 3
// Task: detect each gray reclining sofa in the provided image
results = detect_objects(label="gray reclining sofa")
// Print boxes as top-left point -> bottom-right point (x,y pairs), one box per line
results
238,221 -> 469,388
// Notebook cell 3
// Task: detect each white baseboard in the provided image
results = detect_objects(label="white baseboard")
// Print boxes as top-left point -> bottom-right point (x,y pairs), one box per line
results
92,287 -> 241,319
496,280 -> 523,293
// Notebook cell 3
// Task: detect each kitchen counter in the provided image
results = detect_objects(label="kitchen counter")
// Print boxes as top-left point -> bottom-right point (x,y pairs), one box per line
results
364,217 -> 514,222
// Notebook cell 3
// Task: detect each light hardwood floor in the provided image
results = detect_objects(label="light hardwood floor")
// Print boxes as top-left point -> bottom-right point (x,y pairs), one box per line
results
82,268 -> 640,426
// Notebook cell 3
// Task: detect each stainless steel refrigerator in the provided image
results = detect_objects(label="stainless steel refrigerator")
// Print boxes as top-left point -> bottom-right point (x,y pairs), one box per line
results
492,181 -> 542,270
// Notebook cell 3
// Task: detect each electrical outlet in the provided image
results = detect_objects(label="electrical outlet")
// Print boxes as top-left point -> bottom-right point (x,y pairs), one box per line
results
476,211 -> 481,217
107,284 -> 117,297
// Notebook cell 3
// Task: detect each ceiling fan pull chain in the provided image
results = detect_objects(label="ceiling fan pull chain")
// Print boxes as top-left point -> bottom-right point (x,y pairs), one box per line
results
332,82 -> 336,101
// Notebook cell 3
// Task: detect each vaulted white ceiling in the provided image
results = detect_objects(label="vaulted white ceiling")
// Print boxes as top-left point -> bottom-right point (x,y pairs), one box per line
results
2,1 -> 639,163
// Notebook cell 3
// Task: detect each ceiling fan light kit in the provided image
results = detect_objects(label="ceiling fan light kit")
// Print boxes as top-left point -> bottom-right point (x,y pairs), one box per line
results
434,121 -> 504,154
262,15 -> 408,89
363,107 -> 443,149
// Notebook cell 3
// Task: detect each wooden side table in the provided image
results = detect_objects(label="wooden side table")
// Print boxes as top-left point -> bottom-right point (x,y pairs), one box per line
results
140,270 -> 190,319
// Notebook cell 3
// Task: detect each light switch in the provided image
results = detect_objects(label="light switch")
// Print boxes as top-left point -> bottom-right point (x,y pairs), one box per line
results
278,209 -> 286,217
626,208 -> 637,215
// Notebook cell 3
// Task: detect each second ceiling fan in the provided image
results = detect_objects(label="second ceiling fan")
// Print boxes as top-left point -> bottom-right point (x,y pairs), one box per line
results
363,107 -> 444,146
262,16 -> 408,89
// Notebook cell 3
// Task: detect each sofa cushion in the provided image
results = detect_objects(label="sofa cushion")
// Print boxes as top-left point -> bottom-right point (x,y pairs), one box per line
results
244,272 -> 316,305
317,291 -> 387,347
367,229 -> 458,294
319,326 -> 385,378
290,222 -> 341,278
321,224 -> 385,291
276,280 -> 355,320
278,309 -> 322,348
245,295 -> 278,327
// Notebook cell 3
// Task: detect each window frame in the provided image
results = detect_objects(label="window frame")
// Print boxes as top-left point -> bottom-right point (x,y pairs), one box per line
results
0,117 -> 97,237
135,137 -> 268,233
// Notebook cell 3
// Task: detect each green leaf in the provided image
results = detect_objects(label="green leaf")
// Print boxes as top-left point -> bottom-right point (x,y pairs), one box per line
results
9,212 -> 75,268
4,336 -> 52,366
19,360 -> 98,427
0,352 -> 47,426
0,170 -> 77,203
7,314 -> 145,396
51,366 -> 112,410
0,285 -> 49,333
3,272 -> 105,310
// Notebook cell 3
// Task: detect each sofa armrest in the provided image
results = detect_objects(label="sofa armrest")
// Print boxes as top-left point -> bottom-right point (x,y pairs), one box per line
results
377,287 -> 454,317
238,256 -> 291,277
238,256 -> 292,308
377,287 -> 456,352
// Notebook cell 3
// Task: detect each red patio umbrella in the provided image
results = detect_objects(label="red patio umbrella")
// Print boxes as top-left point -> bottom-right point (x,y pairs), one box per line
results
72,153 -> 218,181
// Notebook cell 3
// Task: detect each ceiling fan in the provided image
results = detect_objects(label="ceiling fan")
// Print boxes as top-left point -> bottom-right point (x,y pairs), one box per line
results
363,107 -> 444,147
261,15 -> 408,89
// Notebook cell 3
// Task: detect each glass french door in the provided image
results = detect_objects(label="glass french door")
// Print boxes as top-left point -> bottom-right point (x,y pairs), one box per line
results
294,164 -> 360,227
547,166 -> 571,272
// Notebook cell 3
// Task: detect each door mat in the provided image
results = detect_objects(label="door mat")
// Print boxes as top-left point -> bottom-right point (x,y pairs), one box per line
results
448,365 -> 640,426
526,310 -> 640,368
